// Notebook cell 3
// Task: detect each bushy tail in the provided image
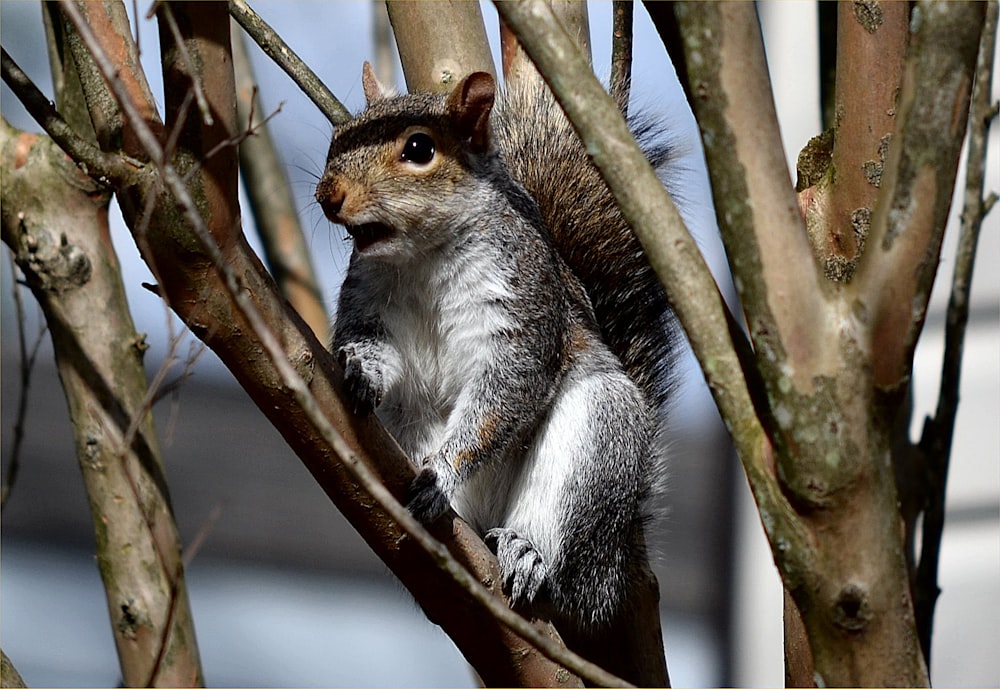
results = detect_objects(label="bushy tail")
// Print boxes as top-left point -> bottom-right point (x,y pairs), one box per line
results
494,81 -> 681,413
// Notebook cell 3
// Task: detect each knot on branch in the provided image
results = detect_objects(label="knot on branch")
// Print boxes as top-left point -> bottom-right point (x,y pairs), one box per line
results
13,216 -> 92,293
831,583 -> 872,632
116,598 -> 151,641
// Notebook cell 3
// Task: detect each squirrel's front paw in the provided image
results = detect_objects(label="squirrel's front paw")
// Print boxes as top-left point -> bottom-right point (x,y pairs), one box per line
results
337,343 -> 384,415
406,467 -> 452,523
485,527 -> 547,608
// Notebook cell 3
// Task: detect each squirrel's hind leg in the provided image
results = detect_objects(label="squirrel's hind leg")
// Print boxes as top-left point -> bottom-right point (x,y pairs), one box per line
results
494,365 -> 649,629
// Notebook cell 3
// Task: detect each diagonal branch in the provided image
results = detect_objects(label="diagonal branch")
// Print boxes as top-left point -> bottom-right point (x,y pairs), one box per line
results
59,2 -> 615,685
673,2 -> 832,392
228,0 -> 350,125
493,0 -> 814,592
0,47 -> 136,184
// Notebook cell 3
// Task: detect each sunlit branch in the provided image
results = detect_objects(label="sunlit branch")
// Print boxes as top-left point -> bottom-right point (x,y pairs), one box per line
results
228,0 -> 350,124
0,47 -> 136,184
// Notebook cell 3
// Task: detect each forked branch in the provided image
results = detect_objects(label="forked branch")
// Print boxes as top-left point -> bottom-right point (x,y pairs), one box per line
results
56,1 -> 624,685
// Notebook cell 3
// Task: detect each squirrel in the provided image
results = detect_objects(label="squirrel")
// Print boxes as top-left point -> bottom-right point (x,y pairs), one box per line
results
315,62 -> 679,632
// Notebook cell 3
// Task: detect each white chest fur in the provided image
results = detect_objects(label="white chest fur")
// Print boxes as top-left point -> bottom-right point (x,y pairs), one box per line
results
367,241 -> 515,460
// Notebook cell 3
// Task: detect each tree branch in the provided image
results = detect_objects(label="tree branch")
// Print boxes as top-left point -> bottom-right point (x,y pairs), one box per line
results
915,0 -> 998,665
158,2 -> 214,126
610,0 -> 633,114
802,1 -> 908,282
493,0 -> 814,594
58,1 -> 163,159
228,0 -> 350,125
0,47 -> 136,185
1,117 -> 204,688
0,649 -> 26,689
854,1 -> 986,390
674,2 -> 832,394
231,26 -> 329,342
58,2 -> 612,685
818,2 -> 838,131
371,0 -> 396,87
387,0 -> 496,92
641,1 -> 692,107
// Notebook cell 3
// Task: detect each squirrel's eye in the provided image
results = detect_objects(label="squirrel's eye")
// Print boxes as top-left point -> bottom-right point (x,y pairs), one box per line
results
400,132 -> 436,165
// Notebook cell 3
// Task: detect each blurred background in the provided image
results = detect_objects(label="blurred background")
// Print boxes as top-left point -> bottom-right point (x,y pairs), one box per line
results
2,2 -> 997,686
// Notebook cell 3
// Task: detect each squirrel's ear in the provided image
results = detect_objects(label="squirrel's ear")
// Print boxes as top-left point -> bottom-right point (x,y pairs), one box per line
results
362,61 -> 389,105
445,72 -> 495,153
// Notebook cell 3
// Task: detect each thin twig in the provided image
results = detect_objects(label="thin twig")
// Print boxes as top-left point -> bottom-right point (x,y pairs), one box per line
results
610,0 -> 633,114
158,338 -> 207,444
119,314 -> 193,457
183,502 -> 225,567
158,3 -> 214,126
231,27 -> 328,341
915,0 -> 997,666
60,2 -> 627,684
198,101 -> 283,172
161,89 -> 196,165
0,255 -> 48,511
227,0 -> 350,125
151,350 -> 206,407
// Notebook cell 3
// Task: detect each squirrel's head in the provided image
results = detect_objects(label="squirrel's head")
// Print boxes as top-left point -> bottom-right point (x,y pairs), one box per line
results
316,63 -> 498,262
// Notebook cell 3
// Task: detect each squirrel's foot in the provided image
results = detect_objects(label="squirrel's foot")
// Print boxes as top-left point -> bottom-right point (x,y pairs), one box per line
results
337,343 -> 384,414
406,467 -> 451,522
485,527 -> 547,608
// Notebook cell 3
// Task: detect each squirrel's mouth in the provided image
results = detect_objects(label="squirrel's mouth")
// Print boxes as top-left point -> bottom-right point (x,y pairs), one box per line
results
345,223 -> 394,252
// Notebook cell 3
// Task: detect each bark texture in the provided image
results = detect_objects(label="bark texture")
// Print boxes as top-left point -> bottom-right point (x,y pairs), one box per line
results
1,120 -> 203,688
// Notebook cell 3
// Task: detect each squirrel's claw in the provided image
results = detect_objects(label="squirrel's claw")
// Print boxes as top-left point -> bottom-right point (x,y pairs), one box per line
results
337,343 -> 384,415
486,527 -> 547,608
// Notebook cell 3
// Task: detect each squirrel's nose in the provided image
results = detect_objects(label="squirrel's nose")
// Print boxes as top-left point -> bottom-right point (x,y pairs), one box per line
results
316,177 -> 345,221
